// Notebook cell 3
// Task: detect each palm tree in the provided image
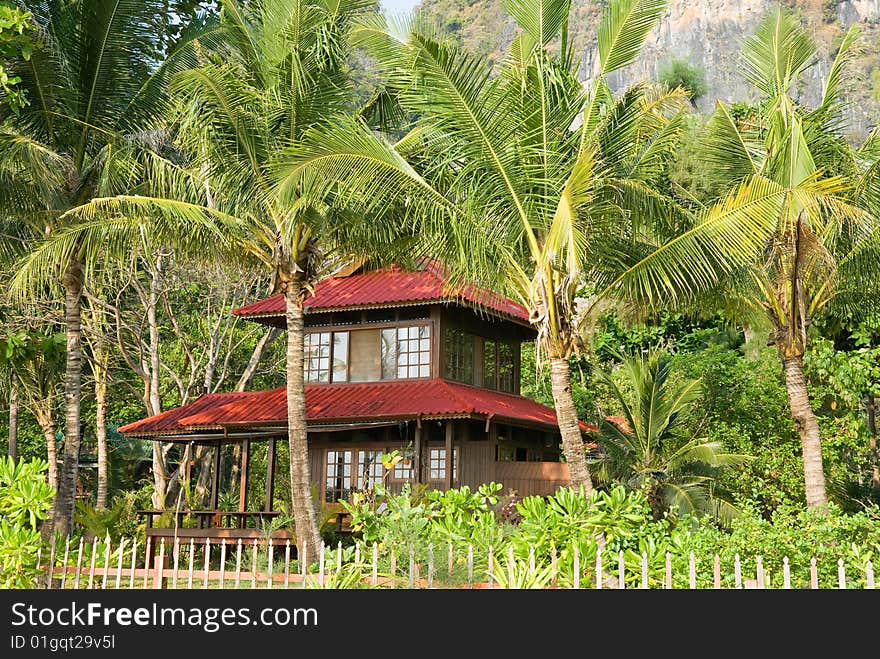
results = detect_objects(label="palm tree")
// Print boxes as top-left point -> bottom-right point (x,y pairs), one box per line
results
274,0 -> 733,489
593,347 -> 742,522
19,0 -> 398,562
682,9 -> 880,508
1,0 -> 226,536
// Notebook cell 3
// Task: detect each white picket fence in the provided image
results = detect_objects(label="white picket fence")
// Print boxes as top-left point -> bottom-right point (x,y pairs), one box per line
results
35,534 -> 877,590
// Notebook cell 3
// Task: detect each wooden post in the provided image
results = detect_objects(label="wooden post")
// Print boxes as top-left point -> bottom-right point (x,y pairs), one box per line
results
618,551 -> 625,589
838,558 -> 846,590
235,540 -> 242,589
239,437 -> 250,515
713,554 -> 721,589
688,553 -> 696,590
265,437 -> 276,512
267,540 -> 274,589
444,422 -> 454,489
783,557 -> 791,589
211,440 -> 222,510
413,422 -> 423,484
154,539 -> 165,590
595,549 -> 602,590
250,539 -> 258,589
810,557 -> 819,589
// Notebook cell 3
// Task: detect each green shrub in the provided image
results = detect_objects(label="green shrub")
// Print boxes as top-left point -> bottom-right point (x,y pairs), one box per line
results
0,456 -> 54,588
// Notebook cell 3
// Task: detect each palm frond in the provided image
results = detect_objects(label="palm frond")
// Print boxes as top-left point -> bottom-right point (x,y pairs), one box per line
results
597,0 -> 666,75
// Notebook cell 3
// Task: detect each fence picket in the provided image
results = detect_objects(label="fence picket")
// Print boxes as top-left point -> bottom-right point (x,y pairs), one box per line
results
203,539 -> 211,590
128,539 -> 136,590
734,553 -> 742,589
155,539 -> 165,590
508,545 -> 515,588
390,549 -> 396,587
46,538 -> 56,589
142,537 -> 151,589
372,543 -> 378,587
487,545 -> 493,588
713,554 -> 721,589
187,539 -> 195,590
838,559 -> 846,590
689,553 -> 696,590
355,542 -> 361,565
337,541 -> 343,578
448,543 -> 454,579
267,540 -> 274,589
61,536 -> 71,590
573,544 -> 580,589
74,538 -> 84,590
235,539 -> 242,589
172,538 -> 180,589
115,537 -> 125,590
529,547 -> 535,574
427,545 -> 434,589
102,535 -> 111,589
665,552 -> 672,590
867,561 -> 875,590
88,537 -> 98,589
595,549 -> 602,590
549,545 -> 556,589
756,555 -> 764,589
810,557 -> 819,589
641,552 -> 648,589
250,539 -> 258,589
783,557 -> 791,589
618,551 -> 625,589
220,540 -> 227,589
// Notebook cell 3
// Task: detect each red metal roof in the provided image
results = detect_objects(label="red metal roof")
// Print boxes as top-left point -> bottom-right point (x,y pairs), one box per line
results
233,264 -> 530,323
118,379 -> 596,437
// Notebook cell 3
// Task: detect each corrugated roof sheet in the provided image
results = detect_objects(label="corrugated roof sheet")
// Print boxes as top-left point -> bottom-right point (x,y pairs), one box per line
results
118,379 -> 596,436
233,264 -> 530,323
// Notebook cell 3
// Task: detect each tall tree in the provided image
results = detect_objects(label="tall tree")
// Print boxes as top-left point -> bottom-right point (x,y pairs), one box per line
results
275,0 -> 717,490
2,0 -> 225,536
25,0 -> 399,562
681,10 -> 880,508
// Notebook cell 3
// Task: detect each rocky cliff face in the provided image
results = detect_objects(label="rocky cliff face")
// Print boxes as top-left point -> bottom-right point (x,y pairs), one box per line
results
419,0 -> 880,139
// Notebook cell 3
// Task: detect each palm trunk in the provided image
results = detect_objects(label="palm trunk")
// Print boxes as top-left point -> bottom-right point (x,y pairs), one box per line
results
285,284 -> 321,563
34,407 -> 58,490
95,361 -> 108,510
53,261 -> 84,537
549,357 -> 593,493
147,257 -> 169,509
782,355 -> 827,508
8,387 -> 17,460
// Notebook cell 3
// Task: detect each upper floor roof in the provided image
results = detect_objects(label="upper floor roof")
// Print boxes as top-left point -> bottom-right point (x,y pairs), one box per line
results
233,262 -> 531,326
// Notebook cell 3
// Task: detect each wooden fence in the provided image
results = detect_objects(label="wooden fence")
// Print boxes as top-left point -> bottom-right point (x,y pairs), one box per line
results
35,534 -> 876,590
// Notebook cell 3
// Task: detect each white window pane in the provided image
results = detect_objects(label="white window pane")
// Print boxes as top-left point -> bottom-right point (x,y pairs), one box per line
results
398,366 -> 408,378
420,338 -> 430,351
409,365 -> 419,377
419,365 -> 430,377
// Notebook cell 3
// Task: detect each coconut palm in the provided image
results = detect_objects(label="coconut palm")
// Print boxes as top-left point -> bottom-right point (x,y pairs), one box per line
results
593,347 -> 742,522
16,0 -> 399,562
274,0 -> 771,490
683,9 -> 880,508
1,0 -> 227,537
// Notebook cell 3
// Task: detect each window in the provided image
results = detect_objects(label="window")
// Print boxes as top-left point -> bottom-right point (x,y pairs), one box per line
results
357,450 -> 384,491
381,325 -> 431,379
483,339 -> 497,389
498,342 -> 515,392
325,450 -> 353,502
332,332 -> 349,382
305,332 -> 331,382
427,447 -> 457,481
391,458 -> 413,481
444,327 -> 473,383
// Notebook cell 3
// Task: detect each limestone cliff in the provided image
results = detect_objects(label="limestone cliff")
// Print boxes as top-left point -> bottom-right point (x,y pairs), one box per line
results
418,0 -> 880,138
